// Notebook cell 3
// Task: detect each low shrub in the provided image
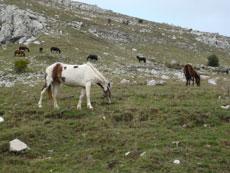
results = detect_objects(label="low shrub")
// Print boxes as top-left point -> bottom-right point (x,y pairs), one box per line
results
207,54 -> 219,67
14,59 -> 30,73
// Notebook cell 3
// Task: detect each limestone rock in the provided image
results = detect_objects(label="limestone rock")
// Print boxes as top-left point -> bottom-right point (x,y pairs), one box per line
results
0,5 -> 46,44
0,117 -> 4,123
9,139 -> 29,152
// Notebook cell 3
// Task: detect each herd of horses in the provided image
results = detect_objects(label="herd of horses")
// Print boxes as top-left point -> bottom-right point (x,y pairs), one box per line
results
14,46 -> 62,57
12,45 -> 225,109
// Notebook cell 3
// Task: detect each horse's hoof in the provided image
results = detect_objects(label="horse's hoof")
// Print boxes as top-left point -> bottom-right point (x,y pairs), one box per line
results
38,104 -> 42,108
77,106 -> 81,110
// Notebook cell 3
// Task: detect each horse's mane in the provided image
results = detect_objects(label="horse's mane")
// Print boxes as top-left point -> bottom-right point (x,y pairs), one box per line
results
86,62 -> 108,84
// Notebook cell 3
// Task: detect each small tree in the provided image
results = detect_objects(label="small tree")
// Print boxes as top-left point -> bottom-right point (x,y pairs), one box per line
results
138,19 -> 144,24
14,59 -> 30,73
207,54 -> 219,67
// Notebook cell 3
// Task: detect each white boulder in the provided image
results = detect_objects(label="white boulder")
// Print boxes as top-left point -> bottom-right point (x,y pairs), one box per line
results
9,139 -> 29,152
0,117 -> 4,123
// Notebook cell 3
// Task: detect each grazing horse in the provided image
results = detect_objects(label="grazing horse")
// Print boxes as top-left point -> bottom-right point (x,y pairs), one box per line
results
184,64 -> 200,86
87,55 -> 98,61
19,46 -> 30,52
38,62 -> 111,110
14,50 -> 25,57
218,68 -> 229,74
137,56 -> 146,63
50,47 -> 61,53
39,47 -> 43,53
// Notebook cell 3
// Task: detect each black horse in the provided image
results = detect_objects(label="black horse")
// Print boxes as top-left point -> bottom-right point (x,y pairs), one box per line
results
87,55 -> 98,61
19,46 -> 30,52
50,47 -> 61,53
136,56 -> 146,63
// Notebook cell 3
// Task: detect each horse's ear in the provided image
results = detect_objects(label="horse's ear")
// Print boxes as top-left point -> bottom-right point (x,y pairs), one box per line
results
108,82 -> 110,87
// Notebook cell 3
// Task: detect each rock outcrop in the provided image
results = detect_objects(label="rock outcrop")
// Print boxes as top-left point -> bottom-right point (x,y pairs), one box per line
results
0,5 -> 46,44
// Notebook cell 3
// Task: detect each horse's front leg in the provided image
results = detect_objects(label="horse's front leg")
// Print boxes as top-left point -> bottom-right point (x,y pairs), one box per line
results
77,88 -> 85,110
85,82 -> 93,109
192,76 -> 195,86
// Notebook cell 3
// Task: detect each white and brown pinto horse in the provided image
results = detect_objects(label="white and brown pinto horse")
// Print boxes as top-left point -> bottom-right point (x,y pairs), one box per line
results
38,62 -> 111,109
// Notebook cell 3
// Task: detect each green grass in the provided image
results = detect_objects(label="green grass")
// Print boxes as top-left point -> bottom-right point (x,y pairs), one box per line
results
0,80 -> 230,172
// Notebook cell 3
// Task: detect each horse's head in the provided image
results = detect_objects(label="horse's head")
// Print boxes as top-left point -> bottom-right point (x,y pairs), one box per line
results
97,82 -> 112,104
195,73 -> 200,86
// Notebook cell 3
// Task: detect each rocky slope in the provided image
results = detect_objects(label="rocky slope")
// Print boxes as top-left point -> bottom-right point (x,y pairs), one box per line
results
0,0 -> 230,88
0,4 -> 47,44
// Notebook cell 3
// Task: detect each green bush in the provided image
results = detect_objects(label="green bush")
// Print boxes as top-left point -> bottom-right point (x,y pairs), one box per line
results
14,59 -> 30,73
207,54 -> 219,67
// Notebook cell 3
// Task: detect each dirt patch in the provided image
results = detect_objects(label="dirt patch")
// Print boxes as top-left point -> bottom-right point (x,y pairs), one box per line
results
60,96 -> 74,100
17,111 -> 44,116
45,111 -> 87,120
107,160 -> 118,170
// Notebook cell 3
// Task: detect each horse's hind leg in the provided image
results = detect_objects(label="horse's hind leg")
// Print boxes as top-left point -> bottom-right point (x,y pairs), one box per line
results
77,88 -> 85,110
53,82 -> 60,109
38,83 -> 48,108
38,75 -> 53,108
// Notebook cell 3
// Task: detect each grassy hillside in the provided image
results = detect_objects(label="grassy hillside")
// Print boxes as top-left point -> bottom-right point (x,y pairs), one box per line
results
1,0 -> 230,172
0,80 -> 230,172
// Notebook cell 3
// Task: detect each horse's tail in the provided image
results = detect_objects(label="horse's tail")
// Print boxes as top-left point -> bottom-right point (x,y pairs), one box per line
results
184,65 -> 191,80
43,63 -> 61,99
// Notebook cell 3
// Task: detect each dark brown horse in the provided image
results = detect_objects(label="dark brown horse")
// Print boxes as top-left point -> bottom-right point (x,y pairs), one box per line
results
19,46 -> 30,52
50,47 -> 61,53
14,50 -> 25,57
39,47 -> 43,53
184,64 -> 200,86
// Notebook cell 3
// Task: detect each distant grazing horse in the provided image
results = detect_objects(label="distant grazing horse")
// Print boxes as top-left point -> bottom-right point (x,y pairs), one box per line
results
137,56 -> 146,63
14,50 -> 25,57
38,62 -> 111,110
19,46 -> 30,52
184,64 -> 200,86
50,47 -> 61,53
87,55 -> 98,61
39,47 -> 43,53
218,68 -> 229,74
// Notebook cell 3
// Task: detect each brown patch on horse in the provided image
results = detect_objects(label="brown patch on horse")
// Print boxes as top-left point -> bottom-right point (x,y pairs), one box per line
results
74,66 -> 78,68
52,63 -> 63,83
